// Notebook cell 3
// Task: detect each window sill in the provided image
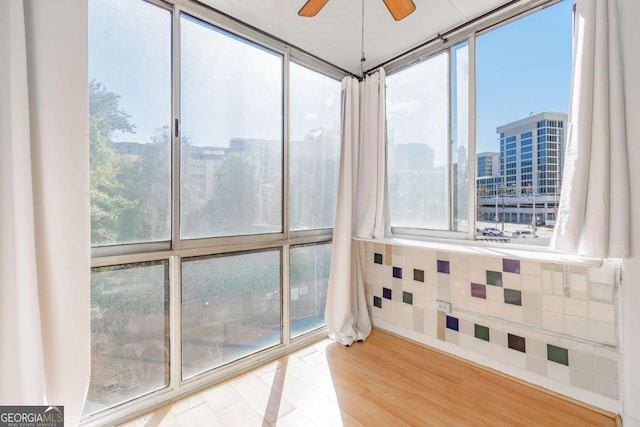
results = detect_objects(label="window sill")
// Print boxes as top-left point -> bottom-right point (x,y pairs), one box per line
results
353,235 -> 603,267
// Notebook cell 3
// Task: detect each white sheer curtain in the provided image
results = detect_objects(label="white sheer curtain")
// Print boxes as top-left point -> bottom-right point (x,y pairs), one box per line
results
0,1 -> 90,425
325,69 -> 387,346
551,0 -> 629,259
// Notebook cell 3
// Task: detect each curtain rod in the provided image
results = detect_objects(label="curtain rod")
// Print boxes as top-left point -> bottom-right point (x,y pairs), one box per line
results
363,0 -> 525,75
191,0 -> 359,79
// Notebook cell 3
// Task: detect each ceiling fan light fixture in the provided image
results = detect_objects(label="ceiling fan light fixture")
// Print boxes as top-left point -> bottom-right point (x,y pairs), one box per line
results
383,0 -> 416,21
298,0 -> 330,17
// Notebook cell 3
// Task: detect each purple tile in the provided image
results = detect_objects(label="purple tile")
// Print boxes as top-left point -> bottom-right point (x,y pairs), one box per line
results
393,267 -> 402,279
446,315 -> 459,331
503,259 -> 521,274
471,283 -> 487,299
437,260 -> 450,274
383,287 -> 392,300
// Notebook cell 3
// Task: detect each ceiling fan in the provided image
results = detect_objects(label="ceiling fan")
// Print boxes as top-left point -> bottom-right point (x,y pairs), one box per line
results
298,0 -> 416,21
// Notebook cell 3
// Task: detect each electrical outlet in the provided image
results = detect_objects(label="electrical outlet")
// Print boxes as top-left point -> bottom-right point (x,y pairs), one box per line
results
436,300 -> 451,313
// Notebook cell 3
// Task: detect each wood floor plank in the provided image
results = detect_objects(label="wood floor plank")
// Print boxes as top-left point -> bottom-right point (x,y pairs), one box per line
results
119,328 -> 617,427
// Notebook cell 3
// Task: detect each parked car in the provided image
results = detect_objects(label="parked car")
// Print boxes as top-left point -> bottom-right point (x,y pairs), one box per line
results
482,227 -> 503,236
511,230 -> 537,238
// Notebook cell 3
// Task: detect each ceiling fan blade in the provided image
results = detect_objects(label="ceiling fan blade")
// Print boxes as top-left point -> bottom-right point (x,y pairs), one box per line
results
298,0 -> 330,17
383,0 -> 416,21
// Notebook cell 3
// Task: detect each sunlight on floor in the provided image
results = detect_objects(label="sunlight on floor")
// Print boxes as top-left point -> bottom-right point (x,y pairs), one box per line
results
119,339 -> 341,427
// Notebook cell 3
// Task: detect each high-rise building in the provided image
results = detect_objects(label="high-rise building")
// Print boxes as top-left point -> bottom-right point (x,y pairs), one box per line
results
477,151 -> 500,178
477,112 -> 567,226
497,112 -> 567,195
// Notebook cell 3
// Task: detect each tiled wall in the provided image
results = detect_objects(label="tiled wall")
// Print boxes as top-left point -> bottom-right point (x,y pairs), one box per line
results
364,242 -> 620,399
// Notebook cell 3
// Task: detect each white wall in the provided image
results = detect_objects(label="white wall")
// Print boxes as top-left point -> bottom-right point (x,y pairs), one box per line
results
619,0 -> 640,425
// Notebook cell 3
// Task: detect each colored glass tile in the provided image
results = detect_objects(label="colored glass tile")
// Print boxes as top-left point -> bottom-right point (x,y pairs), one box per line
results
486,270 -> 503,287
446,315 -> 459,331
373,296 -> 382,308
414,269 -> 424,282
547,344 -> 569,366
393,267 -> 402,279
504,288 -> 522,306
437,260 -> 450,274
508,334 -> 526,352
402,291 -> 413,305
474,324 -> 490,341
503,258 -> 521,274
383,287 -> 392,300
374,253 -> 383,264
471,283 -> 487,299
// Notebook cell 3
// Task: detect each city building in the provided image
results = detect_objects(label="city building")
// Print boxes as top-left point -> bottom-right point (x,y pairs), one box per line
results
477,112 -> 567,225
477,151 -> 500,178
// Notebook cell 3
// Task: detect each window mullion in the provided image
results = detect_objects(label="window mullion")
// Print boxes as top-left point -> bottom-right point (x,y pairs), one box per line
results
172,5 -> 182,250
467,34 -> 477,240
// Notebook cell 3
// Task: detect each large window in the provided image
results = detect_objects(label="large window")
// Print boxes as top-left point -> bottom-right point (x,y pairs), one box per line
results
87,0 -> 342,423
289,63 -> 341,231
386,43 -> 469,234
181,250 -> 281,379
475,0 -> 571,246
180,15 -> 283,239
89,0 -> 171,247
85,262 -> 169,415
385,0 -> 571,246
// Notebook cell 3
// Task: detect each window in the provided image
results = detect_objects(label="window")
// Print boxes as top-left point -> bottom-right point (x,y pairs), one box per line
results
86,262 -> 168,415
290,243 -> 332,338
181,249 -> 281,379
89,0 -> 171,247
87,0 -> 342,422
385,0 -> 571,245
180,15 -> 283,239
386,42 -> 469,234
289,63 -> 341,231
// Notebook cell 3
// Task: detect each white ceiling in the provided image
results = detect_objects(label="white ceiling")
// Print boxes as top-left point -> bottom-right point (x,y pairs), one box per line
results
194,0 -> 512,75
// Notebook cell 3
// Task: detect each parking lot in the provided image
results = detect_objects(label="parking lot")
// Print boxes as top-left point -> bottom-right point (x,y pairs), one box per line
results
476,220 -> 554,246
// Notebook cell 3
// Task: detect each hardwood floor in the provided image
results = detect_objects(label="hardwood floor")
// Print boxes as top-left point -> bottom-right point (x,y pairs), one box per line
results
119,329 -> 617,426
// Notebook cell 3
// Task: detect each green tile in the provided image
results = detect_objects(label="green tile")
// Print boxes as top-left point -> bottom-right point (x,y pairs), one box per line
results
474,324 -> 490,342
504,288 -> 522,306
547,344 -> 569,366
486,270 -> 503,287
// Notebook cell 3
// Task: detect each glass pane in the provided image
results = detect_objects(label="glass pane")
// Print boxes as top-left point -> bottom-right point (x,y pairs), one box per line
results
180,15 -> 283,239
89,0 -> 171,246
386,52 -> 450,230
289,63 -> 341,230
290,243 -> 331,338
181,250 -> 281,379
452,42 -> 469,232
84,262 -> 169,416
475,1 -> 571,246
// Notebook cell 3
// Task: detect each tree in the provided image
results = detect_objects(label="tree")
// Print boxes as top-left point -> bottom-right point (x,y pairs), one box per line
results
201,153 -> 258,235
89,80 -> 136,245
118,127 -> 171,242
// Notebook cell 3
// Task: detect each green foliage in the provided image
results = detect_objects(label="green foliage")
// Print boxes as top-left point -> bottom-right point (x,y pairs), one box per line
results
89,80 -> 136,245
89,80 -> 170,245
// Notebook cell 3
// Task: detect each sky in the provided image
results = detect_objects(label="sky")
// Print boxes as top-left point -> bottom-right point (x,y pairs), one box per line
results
387,0 -> 572,164
89,0 -> 340,147
476,0 -> 573,153
89,0 -> 571,152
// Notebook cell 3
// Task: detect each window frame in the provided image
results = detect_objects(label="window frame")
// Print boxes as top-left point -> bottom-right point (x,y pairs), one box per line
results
383,0 -> 567,247
85,0 -> 345,424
